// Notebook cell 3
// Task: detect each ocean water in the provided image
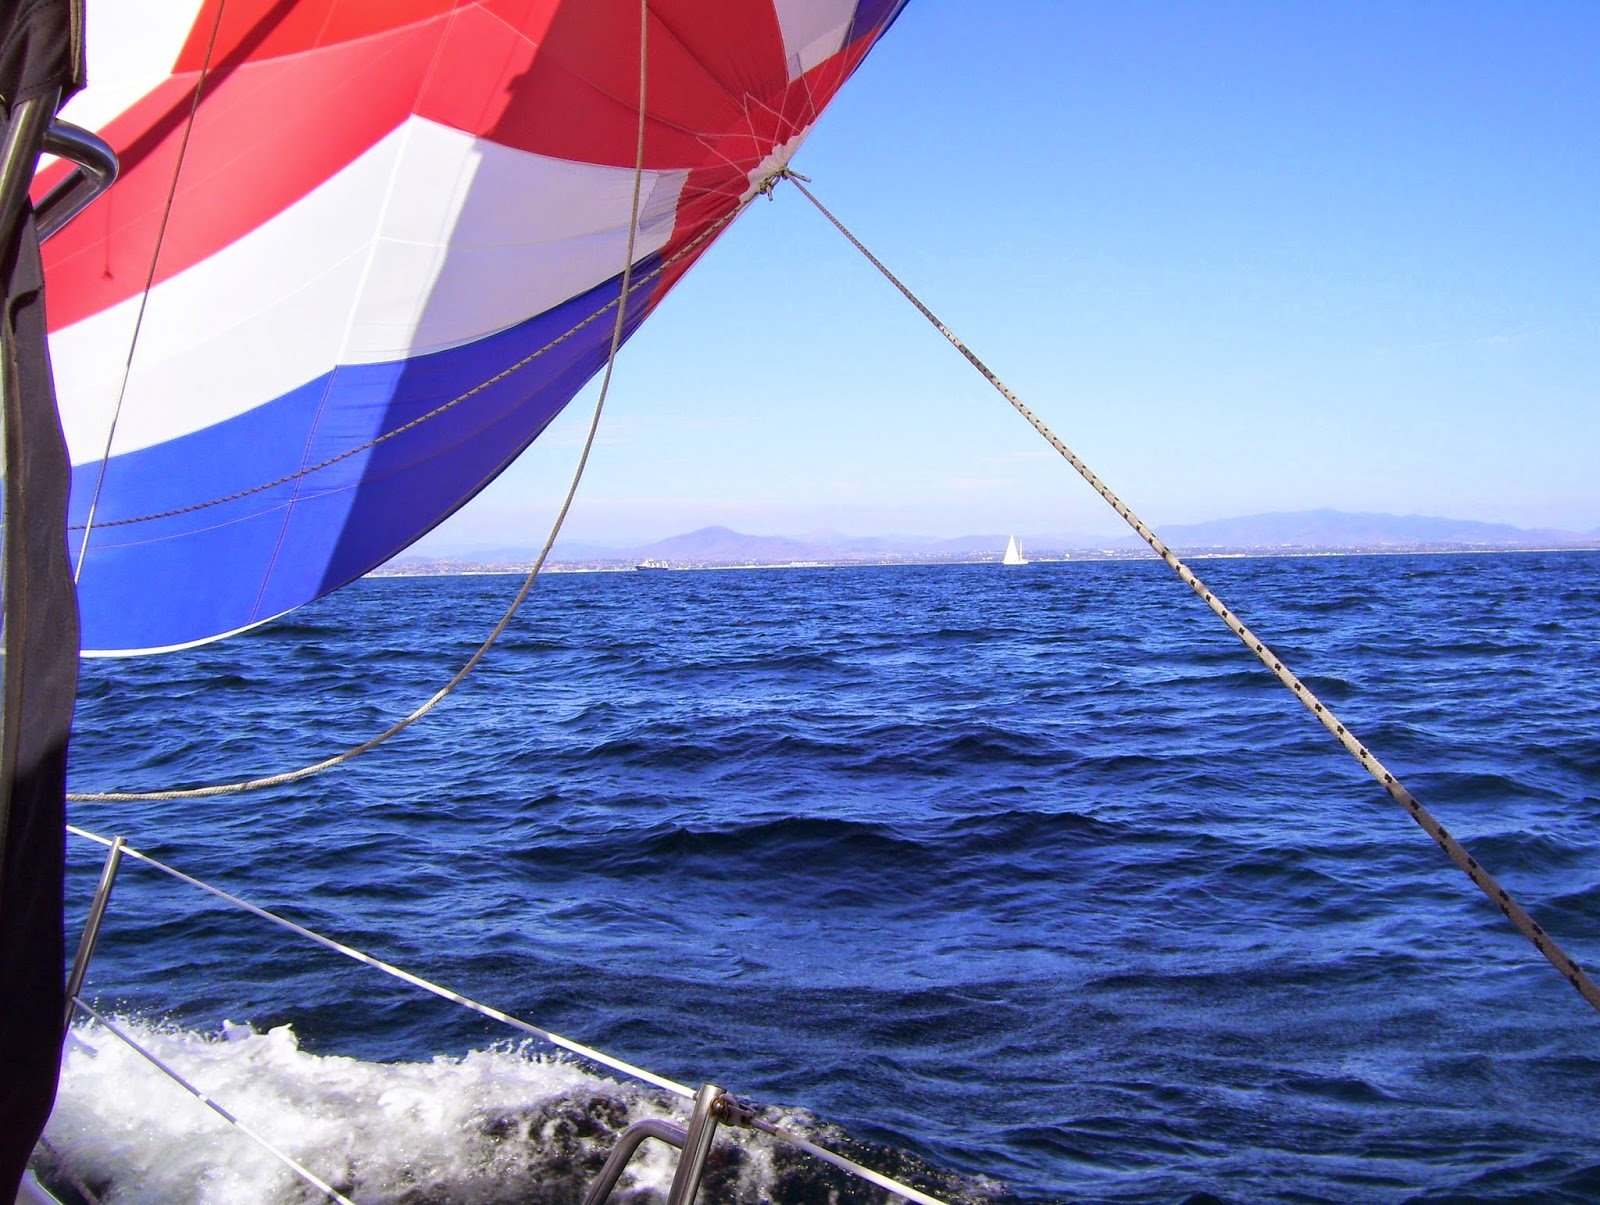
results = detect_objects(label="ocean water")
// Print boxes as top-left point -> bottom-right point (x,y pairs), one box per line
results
47,551 -> 1600,1203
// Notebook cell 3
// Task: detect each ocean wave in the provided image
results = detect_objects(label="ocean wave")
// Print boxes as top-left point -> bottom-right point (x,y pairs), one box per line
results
62,553 -> 1600,1201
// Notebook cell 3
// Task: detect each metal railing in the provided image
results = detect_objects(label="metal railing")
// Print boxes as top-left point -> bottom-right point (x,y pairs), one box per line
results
0,92 -> 118,252
36,120 -> 119,240
54,825 -> 950,1205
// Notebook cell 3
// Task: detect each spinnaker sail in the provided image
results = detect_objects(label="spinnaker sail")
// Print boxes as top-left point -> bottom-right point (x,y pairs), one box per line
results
43,0 -> 907,654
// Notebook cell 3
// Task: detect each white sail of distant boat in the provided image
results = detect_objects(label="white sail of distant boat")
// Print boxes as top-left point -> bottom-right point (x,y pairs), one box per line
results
1003,535 -> 1029,565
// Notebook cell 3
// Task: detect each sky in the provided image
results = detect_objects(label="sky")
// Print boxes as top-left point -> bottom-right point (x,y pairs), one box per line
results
416,0 -> 1599,554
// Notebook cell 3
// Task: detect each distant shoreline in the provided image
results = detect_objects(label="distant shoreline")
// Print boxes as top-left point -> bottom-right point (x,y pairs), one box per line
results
371,544 -> 1599,579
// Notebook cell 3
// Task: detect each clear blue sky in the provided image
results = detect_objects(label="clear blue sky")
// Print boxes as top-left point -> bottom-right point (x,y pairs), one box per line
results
418,0 -> 1598,553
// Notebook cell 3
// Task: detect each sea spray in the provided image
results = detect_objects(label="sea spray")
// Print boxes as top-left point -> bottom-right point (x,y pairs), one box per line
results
44,1020 -> 686,1202
42,1019 -> 989,1203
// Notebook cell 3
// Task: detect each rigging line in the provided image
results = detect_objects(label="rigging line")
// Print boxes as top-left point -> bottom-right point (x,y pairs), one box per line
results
72,0 -> 229,582
783,172 -> 1600,1020
67,0 -> 668,803
68,1000 -> 358,1205
64,209 -> 737,534
748,1117 -> 949,1205
64,825 -> 694,1099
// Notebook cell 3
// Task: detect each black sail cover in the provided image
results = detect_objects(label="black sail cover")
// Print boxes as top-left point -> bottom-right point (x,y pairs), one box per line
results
0,0 -> 84,1196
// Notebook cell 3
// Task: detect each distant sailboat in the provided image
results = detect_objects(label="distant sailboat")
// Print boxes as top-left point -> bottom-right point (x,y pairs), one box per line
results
1003,535 -> 1029,565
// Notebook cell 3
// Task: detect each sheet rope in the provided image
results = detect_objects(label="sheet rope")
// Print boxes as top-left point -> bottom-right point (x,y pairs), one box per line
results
64,826 -> 950,1204
780,170 -> 1600,1020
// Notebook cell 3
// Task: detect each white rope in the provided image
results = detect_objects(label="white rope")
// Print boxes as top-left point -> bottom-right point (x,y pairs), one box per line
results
67,1000 -> 357,1205
65,824 -> 694,1098
784,172 -> 1600,1020
749,1117 -> 950,1205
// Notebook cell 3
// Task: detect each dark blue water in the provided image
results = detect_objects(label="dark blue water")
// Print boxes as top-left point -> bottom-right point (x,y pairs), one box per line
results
60,552 -> 1600,1202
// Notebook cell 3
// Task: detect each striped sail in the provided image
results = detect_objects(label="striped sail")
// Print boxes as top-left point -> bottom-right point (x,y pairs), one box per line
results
44,0 -> 907,653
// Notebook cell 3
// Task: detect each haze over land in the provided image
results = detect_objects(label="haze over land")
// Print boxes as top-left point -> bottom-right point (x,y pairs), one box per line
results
379,509 -> 1600,574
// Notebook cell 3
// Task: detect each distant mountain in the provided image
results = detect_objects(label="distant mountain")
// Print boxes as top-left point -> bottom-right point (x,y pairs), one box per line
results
634,525 -> 822,562
1128,509 -> 1595,551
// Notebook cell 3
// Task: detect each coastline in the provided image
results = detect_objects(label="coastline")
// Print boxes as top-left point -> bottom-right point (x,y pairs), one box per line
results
370,543 -> 1600,579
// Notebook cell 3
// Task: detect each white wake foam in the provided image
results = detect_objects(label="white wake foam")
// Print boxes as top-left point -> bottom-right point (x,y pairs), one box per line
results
41,1018 -> 730,1203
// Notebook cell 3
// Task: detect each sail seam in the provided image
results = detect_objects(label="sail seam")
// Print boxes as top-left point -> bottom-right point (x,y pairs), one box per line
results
242,117 -> 425,629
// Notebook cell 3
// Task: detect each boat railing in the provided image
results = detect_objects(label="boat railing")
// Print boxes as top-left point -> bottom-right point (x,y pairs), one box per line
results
35,120 -> 119,241
51,825 -> 950,1205
0,86 -> 119,252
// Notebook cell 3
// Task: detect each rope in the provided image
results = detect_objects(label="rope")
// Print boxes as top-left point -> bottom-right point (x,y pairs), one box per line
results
68,999 -> 357,1205
65,825 -> 694,1098
68,0 -> 683,803
748,1117 -> 948,1205
73,0 -> 228,579
783,172 -> 1600,1020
